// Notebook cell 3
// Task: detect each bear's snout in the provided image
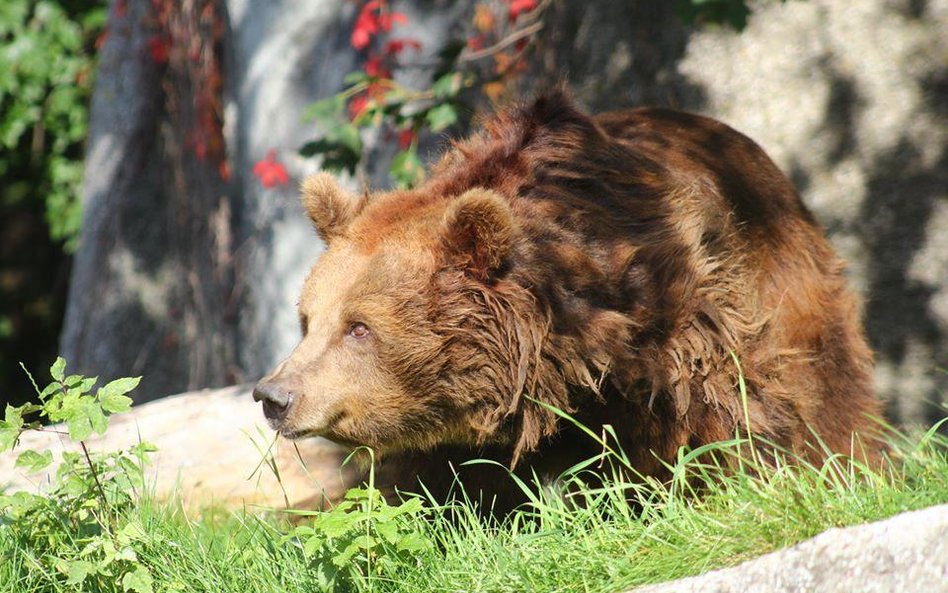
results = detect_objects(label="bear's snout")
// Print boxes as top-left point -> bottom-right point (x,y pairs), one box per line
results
253,380 -> 293,426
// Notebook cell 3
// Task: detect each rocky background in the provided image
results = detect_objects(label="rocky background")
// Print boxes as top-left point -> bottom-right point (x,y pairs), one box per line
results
59,0 -> 947,426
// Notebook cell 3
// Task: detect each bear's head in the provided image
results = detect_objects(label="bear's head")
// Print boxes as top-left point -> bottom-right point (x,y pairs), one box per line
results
253,95 -> 631,463
253,172 -> 538,457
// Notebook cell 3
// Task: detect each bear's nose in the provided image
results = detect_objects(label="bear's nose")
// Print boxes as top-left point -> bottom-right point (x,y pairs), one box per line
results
253,381 -> 293,423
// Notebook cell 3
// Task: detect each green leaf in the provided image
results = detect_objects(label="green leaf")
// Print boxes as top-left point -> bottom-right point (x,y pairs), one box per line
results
78,376 -> 98,392
39,381 -> 60,400
396,531 -> 430,552
299,131 -> 362,175
15,449 -> 52,472
98,376 -> 141,399
343,71 -> 370,85
87,403 -> 109,436
79,538 -> 104,558
63,374 -> 85,388
333,536 -> 376,567
314,509 -> 361,538
351,534 -> 377,551
119,520 -> 148,544
0,491 -> 43,518
333,123 -> 362,154
98,538 -> 117,566
390,148 -> 425,189
114,546 -> 138,562
131,440 -> 158,461
425,103 -> 458,132
81,7 -> 108,32
343,487 -> 371,500
374,519 -> 400,544
432,72 -> 463,99
50,357 -> 66,382
0,406 -> 24,451
122,565 -> 154,593
394,496 -> 424,515
118,455 -> 145,489
299,139 -> 332,157
302,95 -> 345,123
65,560 -> 95,585
383,87 -> 407,105
101,393 -> 133,414
65,404 -> 94,441
19,403 -> 43,416
302,534 -> 323,558
314,562 -> 337,591
3,404 -> 24,429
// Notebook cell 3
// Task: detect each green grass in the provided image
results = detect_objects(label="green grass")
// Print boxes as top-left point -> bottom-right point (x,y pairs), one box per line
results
3,422 -> 947,593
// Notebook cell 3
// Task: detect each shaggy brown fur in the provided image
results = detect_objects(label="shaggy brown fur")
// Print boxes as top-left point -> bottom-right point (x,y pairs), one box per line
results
254,91 -> 883,509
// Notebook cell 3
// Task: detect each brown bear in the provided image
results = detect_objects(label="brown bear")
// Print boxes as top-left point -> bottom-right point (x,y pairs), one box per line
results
254,91 -> 883,508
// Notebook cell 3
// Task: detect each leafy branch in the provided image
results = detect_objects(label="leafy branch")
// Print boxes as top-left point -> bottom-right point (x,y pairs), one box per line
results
294,0 -> 549,189
285,0 -> 761,191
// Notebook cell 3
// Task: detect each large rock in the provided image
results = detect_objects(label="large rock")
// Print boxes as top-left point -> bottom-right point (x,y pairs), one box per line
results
0,386 -> 357,509
632,504 -> 948,593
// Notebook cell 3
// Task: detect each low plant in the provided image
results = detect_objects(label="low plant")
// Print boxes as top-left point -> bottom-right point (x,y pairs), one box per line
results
284,464 -> 432,592
0,358 -> 157,592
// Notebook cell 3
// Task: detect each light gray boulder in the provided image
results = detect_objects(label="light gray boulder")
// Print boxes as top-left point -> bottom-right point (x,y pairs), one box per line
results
632,504 -> 948,593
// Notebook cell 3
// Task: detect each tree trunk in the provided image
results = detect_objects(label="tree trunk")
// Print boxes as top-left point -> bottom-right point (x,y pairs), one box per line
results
61,0 -> 238,401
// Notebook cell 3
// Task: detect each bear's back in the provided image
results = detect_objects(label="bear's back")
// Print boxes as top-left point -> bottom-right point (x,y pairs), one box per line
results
591,106 -> 880,462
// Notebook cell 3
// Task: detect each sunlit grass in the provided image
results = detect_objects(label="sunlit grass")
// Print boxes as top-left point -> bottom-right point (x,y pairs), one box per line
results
2,420 -> 947,593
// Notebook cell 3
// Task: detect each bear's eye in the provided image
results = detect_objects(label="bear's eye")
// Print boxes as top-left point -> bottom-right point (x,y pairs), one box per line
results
348,322 -> 370,340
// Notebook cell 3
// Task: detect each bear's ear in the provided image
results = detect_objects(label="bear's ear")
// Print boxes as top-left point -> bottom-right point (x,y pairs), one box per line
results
300,173 -> 367,242
441,188 -> 514,281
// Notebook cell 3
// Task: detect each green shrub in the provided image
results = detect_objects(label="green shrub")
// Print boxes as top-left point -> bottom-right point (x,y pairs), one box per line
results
0,358 -> 156,592
0,0 -> 106,250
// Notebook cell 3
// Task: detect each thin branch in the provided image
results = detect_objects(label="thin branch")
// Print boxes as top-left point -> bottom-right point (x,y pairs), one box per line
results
519,0 -> 555,26
79,439 -> 115,531
458,20 -> 544,63
34,426 -> 71,436
397,1 -> 553,70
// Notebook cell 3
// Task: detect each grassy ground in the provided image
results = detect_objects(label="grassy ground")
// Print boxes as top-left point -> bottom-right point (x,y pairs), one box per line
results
2,422 -> 947,593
